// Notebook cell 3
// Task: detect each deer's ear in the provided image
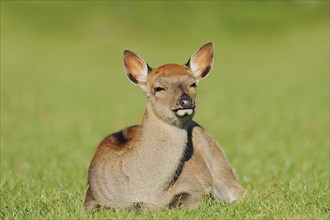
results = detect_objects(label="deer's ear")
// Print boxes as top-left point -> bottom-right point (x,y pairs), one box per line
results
185,42 -> 214,81
123,50 -> 152,90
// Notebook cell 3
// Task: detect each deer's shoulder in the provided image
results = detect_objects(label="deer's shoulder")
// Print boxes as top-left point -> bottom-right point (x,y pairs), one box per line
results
98,125 -> 142,152
190,122 -> 217,145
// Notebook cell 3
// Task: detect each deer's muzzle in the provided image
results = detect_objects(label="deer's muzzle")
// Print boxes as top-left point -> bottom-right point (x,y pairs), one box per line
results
178,94 -> 194,109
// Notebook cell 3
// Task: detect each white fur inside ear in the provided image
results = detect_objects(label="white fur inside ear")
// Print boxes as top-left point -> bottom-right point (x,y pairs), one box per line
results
138,74 -> 148,83
189,57 -> 201,78
137,60 -> 149,83
176,109 -> 194,117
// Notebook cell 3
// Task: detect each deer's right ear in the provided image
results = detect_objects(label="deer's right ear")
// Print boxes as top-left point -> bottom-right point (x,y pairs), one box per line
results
123,50 -> 152,90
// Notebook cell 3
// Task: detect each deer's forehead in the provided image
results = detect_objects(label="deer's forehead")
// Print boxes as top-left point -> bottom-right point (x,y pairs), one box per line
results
150,75 -> 195,87
149,64 -> 195,85
152,64 -> 192,78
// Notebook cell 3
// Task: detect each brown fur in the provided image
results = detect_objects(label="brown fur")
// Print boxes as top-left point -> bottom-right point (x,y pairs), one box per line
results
85,42 -> 244,211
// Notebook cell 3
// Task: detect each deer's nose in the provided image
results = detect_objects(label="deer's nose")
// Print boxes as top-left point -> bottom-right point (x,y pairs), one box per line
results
178,94 -> 194,109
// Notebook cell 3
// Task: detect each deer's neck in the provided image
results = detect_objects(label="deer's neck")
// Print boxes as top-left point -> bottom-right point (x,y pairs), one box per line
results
142,104 -> 183,136
139,102 -> 188,158
123,103 -> 188,199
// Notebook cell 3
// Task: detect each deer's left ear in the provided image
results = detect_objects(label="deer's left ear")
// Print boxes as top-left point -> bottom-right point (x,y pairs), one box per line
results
185,42 -> 214,81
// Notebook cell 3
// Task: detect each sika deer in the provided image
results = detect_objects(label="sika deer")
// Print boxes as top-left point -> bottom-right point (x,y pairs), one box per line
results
85,42 -> 244,210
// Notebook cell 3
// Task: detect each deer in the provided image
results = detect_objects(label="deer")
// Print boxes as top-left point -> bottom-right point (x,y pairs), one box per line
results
85,42 -> 244,211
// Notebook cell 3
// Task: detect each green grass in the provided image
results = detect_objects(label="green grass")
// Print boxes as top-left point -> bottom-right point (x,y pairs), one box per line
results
1,1 -> 329,219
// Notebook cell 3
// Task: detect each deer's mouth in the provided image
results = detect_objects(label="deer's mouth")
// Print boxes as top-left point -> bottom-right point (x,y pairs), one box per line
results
172,108 -> 195,117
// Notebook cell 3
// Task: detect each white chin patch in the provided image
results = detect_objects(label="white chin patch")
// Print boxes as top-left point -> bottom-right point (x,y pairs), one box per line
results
176,109 -> 194,117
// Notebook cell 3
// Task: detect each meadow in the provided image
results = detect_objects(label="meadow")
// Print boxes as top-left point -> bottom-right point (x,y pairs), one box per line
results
1,1 -> 329,219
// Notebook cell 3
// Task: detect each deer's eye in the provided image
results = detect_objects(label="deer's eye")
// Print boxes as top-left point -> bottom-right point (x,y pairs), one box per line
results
190,83 -> 197,88
154,87 -> 165,93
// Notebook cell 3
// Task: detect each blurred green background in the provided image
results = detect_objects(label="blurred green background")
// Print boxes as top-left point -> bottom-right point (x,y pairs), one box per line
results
1,1 -> 329,219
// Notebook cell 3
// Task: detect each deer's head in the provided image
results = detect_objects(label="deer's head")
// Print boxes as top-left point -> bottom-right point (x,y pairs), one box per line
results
123,42 -> 214,128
